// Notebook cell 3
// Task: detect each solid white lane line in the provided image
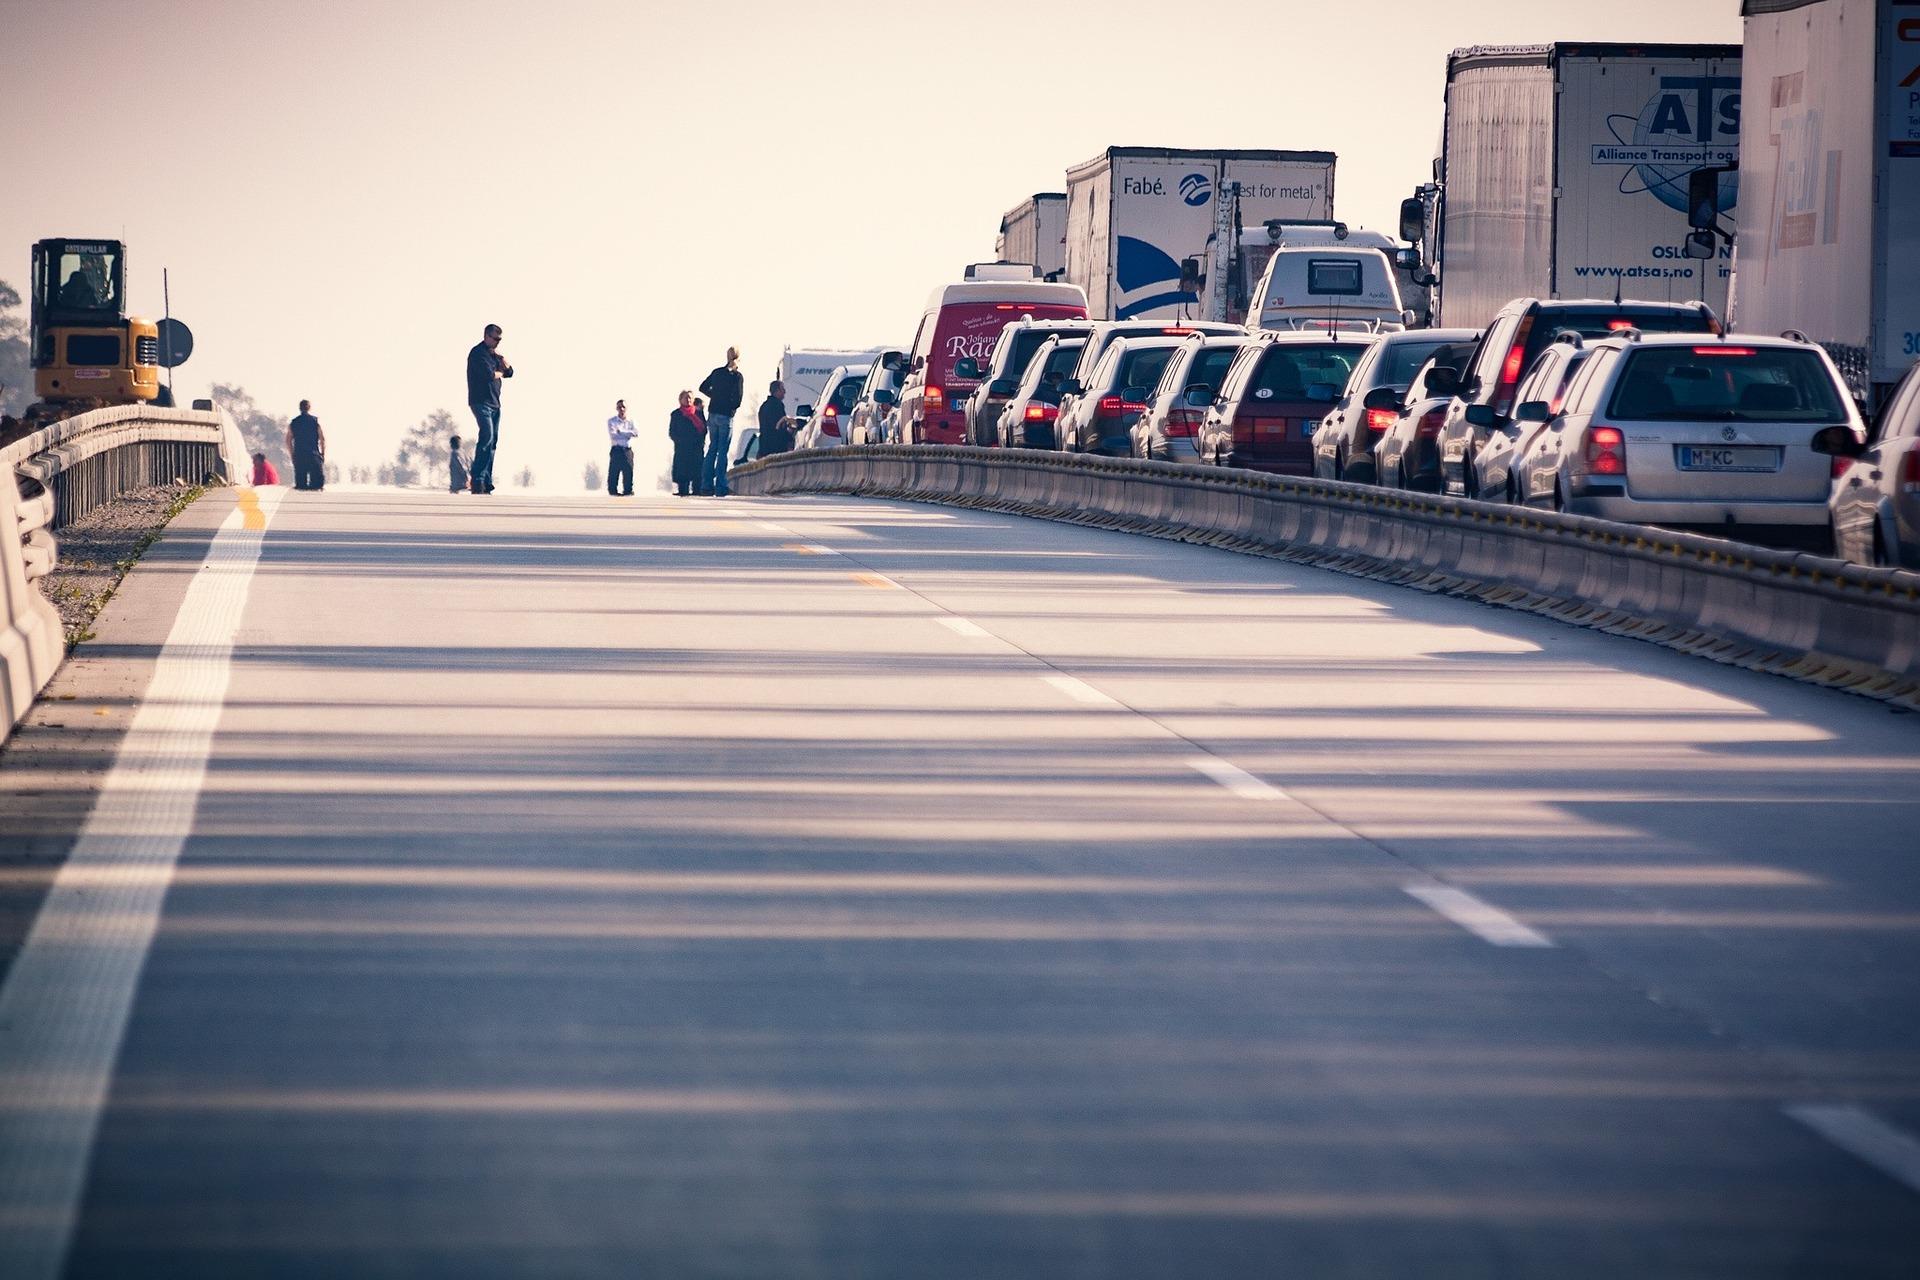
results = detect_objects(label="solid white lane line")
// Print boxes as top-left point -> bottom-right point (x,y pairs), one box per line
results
0,487 -> 282,1279
1042,674 -> 1119,706
1188,756 -> 1284,800
1784,1105 -> 1920,1195
1403,884 -> 1555,948
938,617 -> 990,638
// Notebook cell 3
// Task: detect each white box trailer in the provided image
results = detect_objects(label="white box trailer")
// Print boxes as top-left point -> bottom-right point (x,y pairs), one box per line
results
778,347 -> 891,416
1431,44 -> 1742,328
1732,0 -> 1920,407
995,194 -> 1067,279
1063,147 -> 1336,321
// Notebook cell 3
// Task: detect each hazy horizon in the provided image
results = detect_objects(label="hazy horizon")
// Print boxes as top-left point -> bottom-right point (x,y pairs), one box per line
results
1,0 -> 1742,487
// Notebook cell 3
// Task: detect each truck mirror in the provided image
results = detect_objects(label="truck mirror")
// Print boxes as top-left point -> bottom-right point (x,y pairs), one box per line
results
1399,196 -> 1427,244
1179,257 -> 1205,293
1684,230 -> 1716,260
1687,167 -> 1721,230
1393,247 -> 1419,271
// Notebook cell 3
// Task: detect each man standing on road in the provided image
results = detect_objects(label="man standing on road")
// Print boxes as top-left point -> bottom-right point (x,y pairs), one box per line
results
697,347 -> 744,497
466,323 -> 513,494
606,399 -> 637,496
286,400 -> 326,491
757,380 -> 795,457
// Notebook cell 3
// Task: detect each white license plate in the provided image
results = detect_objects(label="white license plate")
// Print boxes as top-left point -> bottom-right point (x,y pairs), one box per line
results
1676,445 -> 1780,472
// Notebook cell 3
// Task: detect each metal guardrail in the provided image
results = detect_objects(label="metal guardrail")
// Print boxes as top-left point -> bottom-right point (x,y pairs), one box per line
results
732,446 -> 1920,709
2,406 -> 248,738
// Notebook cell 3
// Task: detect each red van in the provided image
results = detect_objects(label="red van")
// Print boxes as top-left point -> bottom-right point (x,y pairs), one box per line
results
896,270 -> 1088,445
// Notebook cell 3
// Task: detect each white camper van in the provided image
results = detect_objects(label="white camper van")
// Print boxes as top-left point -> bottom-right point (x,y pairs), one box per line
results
1250,246 -> 1408,334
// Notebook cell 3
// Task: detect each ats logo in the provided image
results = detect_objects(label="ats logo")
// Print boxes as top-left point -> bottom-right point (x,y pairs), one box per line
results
1592,74 -> 1742,215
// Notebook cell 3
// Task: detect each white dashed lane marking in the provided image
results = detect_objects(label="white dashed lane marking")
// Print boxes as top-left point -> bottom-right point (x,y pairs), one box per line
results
1784,1105 -> 1920,1196
1042,674 -> 1119,706
1188,756 -> 1285,800
937,617 -> 990,638
1403,884 -> 1555,948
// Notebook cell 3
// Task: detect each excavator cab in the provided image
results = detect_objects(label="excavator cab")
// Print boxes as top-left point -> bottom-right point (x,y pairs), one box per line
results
28,238 -> 160,405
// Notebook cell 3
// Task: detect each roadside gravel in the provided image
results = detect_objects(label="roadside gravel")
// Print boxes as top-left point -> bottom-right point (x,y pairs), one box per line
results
37,482 -> 207,648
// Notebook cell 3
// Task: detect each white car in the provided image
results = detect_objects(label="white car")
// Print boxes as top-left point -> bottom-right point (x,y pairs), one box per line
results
1512,332 -> 1863,546
796,364 -> 869,450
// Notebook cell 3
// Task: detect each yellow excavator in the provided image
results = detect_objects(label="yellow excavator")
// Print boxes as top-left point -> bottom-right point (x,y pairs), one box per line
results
22,238 -> 164,425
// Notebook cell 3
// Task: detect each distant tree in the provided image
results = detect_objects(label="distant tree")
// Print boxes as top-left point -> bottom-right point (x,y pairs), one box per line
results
211,383 -> 291,473
349,464 -> 371,484
0,280 -> 31,418
324,460 -> 342,485
583,461 -> 603,490
390,408 -> 456,489
515,465 -> 534,487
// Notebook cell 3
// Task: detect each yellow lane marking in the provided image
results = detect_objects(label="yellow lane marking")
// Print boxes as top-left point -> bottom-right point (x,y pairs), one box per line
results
853,573 -> 899,590
237,488 -> 265,531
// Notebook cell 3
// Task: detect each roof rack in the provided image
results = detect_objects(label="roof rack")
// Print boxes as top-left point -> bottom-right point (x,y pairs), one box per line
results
1549,328 -> 1584,348
1615,327 -> 1645,343
1780,328 -> 1812,344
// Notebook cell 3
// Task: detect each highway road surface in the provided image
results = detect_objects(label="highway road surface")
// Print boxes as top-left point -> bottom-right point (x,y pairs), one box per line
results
2,486 -> 1917,1278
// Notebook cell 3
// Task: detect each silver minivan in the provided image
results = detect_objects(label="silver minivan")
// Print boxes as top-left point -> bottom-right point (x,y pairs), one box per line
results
1514,332 -> 1863,545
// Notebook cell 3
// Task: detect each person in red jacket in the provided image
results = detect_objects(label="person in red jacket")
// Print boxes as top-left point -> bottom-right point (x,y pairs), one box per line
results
250,452 -> 280,485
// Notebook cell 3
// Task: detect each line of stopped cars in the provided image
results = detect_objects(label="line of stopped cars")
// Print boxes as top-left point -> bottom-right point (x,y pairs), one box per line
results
786,266 -> 1918,569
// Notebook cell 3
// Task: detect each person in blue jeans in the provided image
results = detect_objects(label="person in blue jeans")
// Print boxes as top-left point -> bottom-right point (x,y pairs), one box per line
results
464,323 -> 513,493
698,347 -> 744,497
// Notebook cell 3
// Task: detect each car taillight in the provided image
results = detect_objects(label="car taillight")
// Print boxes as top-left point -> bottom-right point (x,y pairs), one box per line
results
1416,408 -> 1445,437
822,405 -> 840,438
1165,407 -> 1203,437
1096,395 -> 1143,418
1365,407 -> 1396,433
925,385 -> 945,410
1692,346 -> 1756,357
1901,451 -> 1920,494
1024,403 -> 1057,423
1494,315 -> 1536,414
1584,424 -> 1626,476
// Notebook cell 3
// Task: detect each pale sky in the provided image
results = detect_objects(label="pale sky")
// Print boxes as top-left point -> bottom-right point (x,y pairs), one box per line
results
0,0 -> 1742,487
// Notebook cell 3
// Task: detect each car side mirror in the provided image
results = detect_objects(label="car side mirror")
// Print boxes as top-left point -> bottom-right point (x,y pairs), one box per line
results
1305,382 -> 1340,404
1463,403 -> 1499,429
988,378 -> 1017,397
954,357 -> 980,380
1514,400 -> 1550,424
1182,386 -> 1212,408
1426,366 -> 1460,398
796,404 -> 812,416
1809,424 -> 1866,457
873,388 -> 896,407
1120,386 -> 1150,403
1060,379 -> 1083,396
1361,386 -> 1401,412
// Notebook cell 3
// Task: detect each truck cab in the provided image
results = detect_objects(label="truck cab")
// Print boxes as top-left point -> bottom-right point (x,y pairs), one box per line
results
28,238 -> 160,405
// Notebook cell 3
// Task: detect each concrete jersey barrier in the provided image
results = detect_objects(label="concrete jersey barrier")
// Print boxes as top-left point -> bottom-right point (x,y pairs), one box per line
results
732,446 -> 1920,709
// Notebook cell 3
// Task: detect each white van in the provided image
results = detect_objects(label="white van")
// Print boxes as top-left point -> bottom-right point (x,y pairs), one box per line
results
1251,245 -> 1409,335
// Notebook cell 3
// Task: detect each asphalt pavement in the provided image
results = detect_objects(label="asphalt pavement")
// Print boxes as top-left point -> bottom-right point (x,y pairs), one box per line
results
2,486 -> 1917,1278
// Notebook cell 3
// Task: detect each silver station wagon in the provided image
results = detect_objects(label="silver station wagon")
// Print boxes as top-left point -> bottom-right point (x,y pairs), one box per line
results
1512,332 -> 1863,547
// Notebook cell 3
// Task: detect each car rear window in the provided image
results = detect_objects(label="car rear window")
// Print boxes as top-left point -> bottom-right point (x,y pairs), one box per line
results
1037,341 -> 1083,383
1185,345 -> 1240,395
1115,348 -> 1177,395
1248,345 -> 1365,401
1378,339 -> 1454,387
1005,329 -> 1076,380
1606,346 -> 1849,422
829,376 -> 865,412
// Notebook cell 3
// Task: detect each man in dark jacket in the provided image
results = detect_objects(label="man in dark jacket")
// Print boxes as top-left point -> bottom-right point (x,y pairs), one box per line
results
697,347 -> 744,497
465,323 -> 513,494
286,399 -> 326,491
757,380 -> 795,456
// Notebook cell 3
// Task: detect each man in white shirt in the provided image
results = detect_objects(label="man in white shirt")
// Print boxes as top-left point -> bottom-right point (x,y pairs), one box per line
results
606,399 -> 637,496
